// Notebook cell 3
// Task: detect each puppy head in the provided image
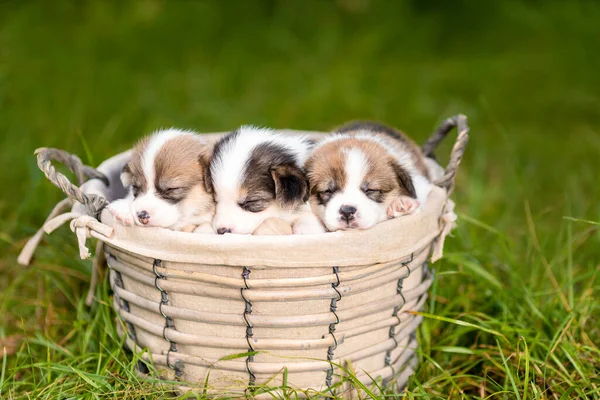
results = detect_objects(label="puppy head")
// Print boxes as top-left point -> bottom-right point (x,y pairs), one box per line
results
305,136 -> 416,231
122,129 -> 213,228
208,127 -> 310,235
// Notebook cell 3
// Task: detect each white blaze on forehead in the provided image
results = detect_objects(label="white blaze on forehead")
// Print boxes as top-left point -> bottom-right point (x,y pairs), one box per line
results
343,148 -> 369,189
212,126 -> 310,193
141,128 -> 192,192
317,131 -> 419,175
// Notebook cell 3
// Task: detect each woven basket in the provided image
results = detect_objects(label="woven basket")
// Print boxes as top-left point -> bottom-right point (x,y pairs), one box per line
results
19,116 -> 469,397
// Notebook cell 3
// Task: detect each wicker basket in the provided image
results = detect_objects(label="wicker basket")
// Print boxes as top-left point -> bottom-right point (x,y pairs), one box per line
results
19,116 -> 469,397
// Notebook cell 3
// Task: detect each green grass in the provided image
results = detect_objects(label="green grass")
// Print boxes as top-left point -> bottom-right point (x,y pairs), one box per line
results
1,1 -> 599,398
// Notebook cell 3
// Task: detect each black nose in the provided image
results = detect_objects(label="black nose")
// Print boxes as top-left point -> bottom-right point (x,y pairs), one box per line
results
217,227 -> 232,235
339,205 -> 357,222
136,210 -> 150,225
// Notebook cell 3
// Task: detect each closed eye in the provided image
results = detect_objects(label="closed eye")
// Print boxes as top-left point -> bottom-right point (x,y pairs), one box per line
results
158,186 -> 187,203
362,187 -> 385,203
239,199 -> 268,213
317,189 -> 334,205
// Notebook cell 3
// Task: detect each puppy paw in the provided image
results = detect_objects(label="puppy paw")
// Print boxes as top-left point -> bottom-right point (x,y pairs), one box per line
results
293,217 -> 327,235
387,196 -> 420,218
180,224 -> 197,233
254,218 -> 293,236
107,200 -> 134,226
193,223 -> 216,234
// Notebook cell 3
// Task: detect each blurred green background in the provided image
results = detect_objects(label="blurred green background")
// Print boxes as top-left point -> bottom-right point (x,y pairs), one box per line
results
0,1 -> 598,398
1,0 -> 598,230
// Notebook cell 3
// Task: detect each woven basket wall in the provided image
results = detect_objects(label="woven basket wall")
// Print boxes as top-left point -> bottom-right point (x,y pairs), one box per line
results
20,116 -> 469,397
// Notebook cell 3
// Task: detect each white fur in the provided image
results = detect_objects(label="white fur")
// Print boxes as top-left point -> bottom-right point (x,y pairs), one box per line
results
211,126 -> 322,235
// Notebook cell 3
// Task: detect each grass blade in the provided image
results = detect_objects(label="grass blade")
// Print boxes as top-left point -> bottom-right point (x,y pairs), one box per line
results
496,339 -> 521,400
411,312 -> 506,340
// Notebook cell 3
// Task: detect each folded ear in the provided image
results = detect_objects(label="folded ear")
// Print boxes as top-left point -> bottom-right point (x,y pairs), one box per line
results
391,161 -> 417,198
120,163 -> 132,187
198,151 -> 213,194
270,165 -> 309,208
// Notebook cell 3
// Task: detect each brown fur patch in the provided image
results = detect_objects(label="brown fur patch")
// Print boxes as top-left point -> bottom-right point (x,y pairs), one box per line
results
153,135 -> 211,203
306,147 -> 347,197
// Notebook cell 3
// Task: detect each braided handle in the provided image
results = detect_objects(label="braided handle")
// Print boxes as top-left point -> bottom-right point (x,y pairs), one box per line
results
35,148 -> 110,217
424,115 -> 470,194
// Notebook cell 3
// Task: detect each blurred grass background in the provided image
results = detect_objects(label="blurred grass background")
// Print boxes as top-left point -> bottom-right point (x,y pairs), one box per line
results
0,1 -> 598,398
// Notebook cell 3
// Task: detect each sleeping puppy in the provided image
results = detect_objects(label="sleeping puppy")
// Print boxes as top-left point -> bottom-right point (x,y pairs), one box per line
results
305,121 -> 434,232
207,126 -> 325,235
107,128 -> 215,233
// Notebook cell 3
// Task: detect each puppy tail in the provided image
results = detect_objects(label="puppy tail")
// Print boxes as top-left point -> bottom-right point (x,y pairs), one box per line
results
422,116 -> 459,160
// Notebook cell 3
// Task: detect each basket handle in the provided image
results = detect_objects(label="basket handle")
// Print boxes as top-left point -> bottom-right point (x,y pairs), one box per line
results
35,147 -> 110,217
424,114 -> 470,194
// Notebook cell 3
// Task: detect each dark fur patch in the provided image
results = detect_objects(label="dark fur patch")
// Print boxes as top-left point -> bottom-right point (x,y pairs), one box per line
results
391,161 -> 417,198
271,165 -> 309,206
242,143 -> 308,209
336,121 -> 410,146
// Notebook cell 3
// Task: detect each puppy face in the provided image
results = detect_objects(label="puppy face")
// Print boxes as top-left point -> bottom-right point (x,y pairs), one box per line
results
305,136 -> 416,231
207,127 -> 310,235
121,129 -> 214,229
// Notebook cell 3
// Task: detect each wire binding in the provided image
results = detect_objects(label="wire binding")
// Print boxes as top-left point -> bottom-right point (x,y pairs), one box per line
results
153,259 -> 183,379
110,257 -> 137,342
383,253 -> 414,383
325,266 -> 341,388
241,266 -> 256,390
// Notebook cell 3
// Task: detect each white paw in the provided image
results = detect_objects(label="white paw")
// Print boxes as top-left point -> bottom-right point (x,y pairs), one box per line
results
179,224 -> 197,233
387,196 -> 420,218
193,223 -> 216,234
107,200 -> 135,226
293,218 -> 327,235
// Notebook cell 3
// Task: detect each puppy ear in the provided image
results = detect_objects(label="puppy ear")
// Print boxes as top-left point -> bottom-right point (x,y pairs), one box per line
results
391,161 -> 417,198
270,165 -> 309,208
198,152 -> 213,194
120,163 -> 132,187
